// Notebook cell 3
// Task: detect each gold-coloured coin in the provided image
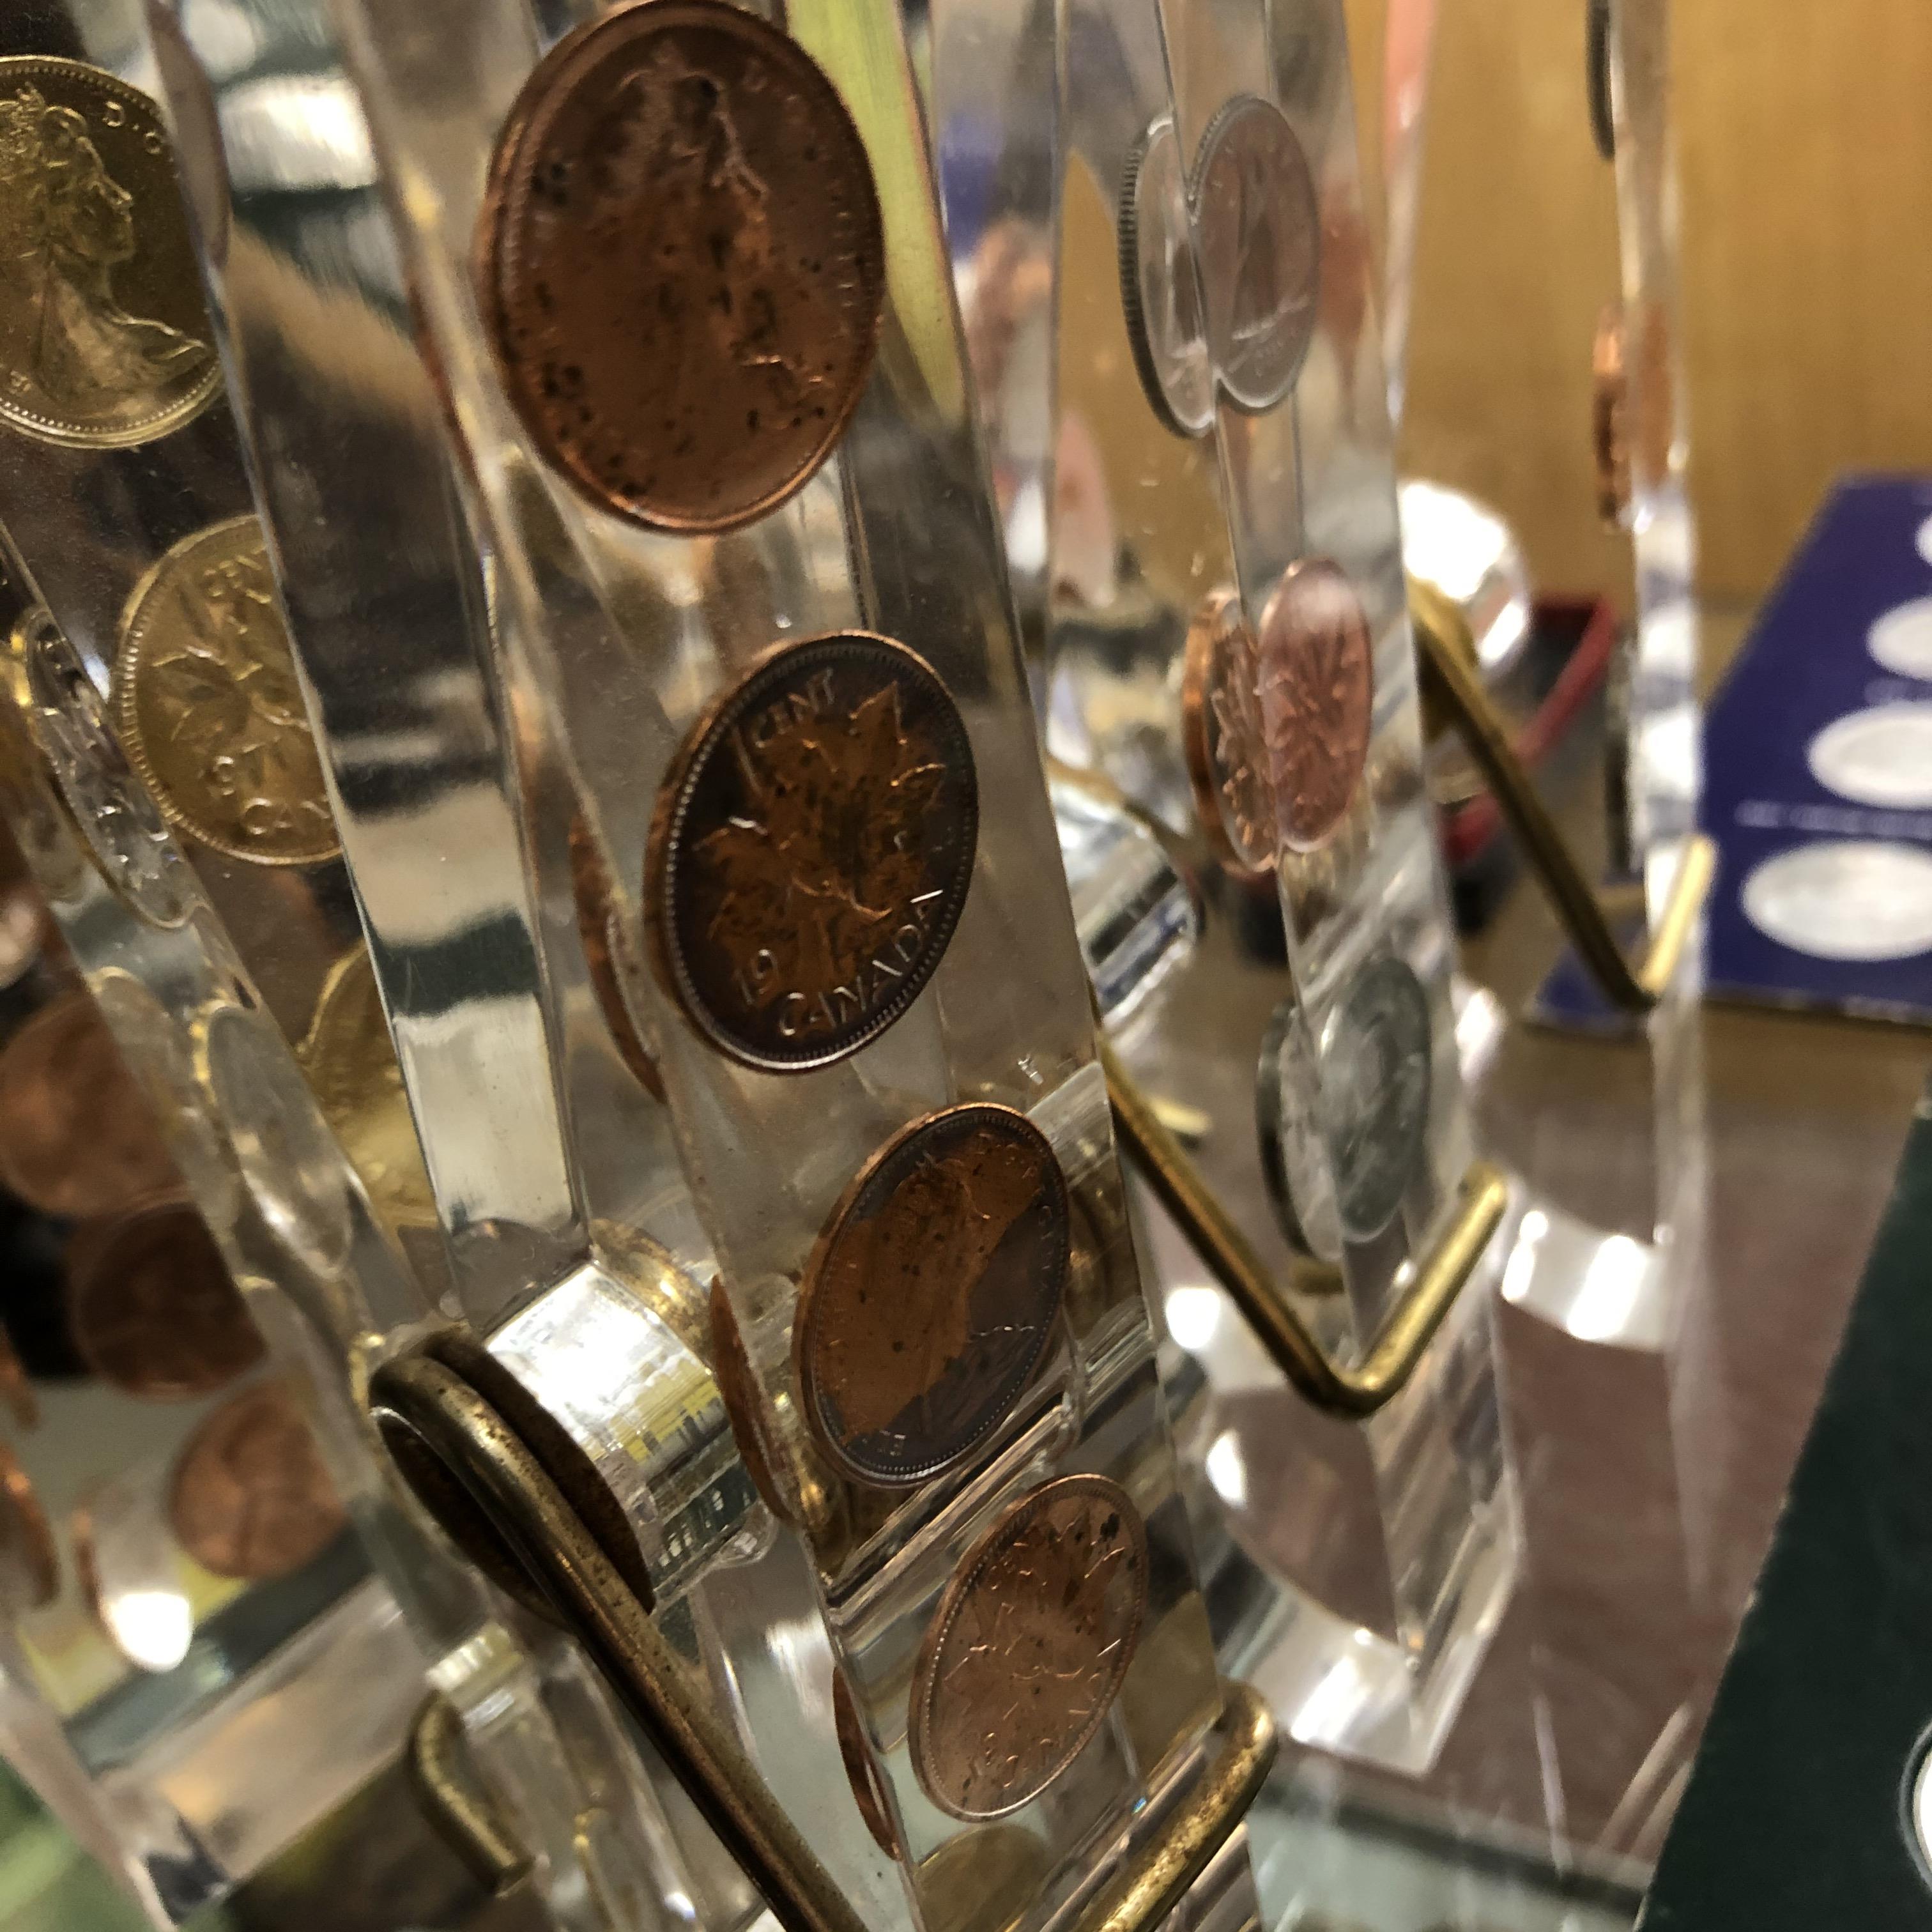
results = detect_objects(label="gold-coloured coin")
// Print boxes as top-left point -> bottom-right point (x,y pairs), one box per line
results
909,1474 -> 1148,1820
297,945 -> 436,1234
114,516 -> 338,867
477,0 -> 884,534
168,1379 -> 348,1582
0,59 -> 219,448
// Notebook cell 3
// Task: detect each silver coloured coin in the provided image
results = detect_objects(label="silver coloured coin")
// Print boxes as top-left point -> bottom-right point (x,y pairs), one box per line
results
1741,841 -> 1932,962
1117,119 -> 1214,438
1806,703 -> 1932,809
1321,956 -> 1432,1244
1192,95 -> 1320,415
1255,997 -> 1344,1264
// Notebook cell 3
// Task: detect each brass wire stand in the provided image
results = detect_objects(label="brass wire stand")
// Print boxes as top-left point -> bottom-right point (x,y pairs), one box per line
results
372,1349 -> 1276,1932
1407,576 -> 1715,1013
408,1692 -> 532,1898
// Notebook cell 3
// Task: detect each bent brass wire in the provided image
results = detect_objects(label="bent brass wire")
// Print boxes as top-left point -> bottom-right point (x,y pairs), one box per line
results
1407,575 -> 1714,1012
408,1692 -> 532,1898
369,1353 -> 868,1932
1104,1036 -> 1509,1418
1069,1681 -> 1276,1932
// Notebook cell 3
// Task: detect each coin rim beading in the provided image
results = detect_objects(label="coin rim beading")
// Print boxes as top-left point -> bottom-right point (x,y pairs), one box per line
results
112,515 -> 341,868
646,629 -> 979,1073
908,1471 -> 1149,1821
793,1100 -> 1070,1488
1117,117 -> 1214,441
475,0 -> 885,535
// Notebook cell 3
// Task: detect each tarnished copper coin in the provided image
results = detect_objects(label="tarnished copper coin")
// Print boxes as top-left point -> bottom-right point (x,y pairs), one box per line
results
67,1194 -> 263,1400
0,1441 -> 57,1610
796,1104 -> 1067,1488
708,1274 -> 792,1523
0,992 -> 176,1219
910,1473 -> 1147,1820
648,632 -> 977,1071
0,58 -> 220,448
1256,558 -> 1374,852
478,0 -> 884,533
1180,588 -> 1273,873
168,1379 -> 348,1581
570,815 -> 664,1101
1192,94 -> 1321,413
113,516 -> 339,867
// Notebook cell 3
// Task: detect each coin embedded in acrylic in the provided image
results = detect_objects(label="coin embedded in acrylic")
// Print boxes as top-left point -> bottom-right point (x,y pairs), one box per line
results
796,1103 -> 1068,1487
569,815 -> 664,1101
0,1442 -> 57,1611
1591,305 -> 1630,528
68,1195 -> 264,1400
834,1669 -> 896,1854
1255,998 -> 1344,1265
1117,118 -> 1213,439
0,992 -> 177,1220
168,1379 -> 349,1582
1256,557 -> 1374,852
1320,956 -> 1432,1245
910,1473 -> 1147,1820
114,516 -> 339,868
0,59 -> 220,448
478,0 -> 885,533
1192,93 -> 1321,414
1180,588 -> 1274,873
648,632 -> 978,1072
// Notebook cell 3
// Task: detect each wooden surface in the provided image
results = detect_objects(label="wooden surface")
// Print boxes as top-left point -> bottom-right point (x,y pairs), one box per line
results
1394,0 -> 1932,607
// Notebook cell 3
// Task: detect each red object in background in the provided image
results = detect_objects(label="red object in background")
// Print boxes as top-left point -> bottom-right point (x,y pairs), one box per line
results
1438,595 -> 1619,874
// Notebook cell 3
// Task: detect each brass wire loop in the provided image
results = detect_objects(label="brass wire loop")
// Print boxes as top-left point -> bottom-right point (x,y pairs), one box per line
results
369,1352 -> 869,1932
1106,1036 -> 1509,1418
1406,576 -> 1715,1013
408,1692 -> 533,1898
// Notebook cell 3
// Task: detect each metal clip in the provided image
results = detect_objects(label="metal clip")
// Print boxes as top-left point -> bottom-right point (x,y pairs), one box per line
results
1408,576 -> 1714,1013
370,1351 -> 869,1932
408,1692 -> 533,1898
1107,1037 -> 1509,1418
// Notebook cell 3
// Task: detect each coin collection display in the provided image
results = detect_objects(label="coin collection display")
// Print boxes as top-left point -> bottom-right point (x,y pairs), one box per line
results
0,0 -> 1660,1923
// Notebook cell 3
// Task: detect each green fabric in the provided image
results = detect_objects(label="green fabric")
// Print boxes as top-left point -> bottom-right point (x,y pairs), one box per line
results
1645,1098 -> 1932,1928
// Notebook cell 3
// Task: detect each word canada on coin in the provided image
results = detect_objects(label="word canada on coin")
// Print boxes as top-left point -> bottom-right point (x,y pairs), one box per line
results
1256,557 -> 1374,852
114,516 -> 339,867
796,1103 -> 1068,1486
478,0 -> 884,533
0,58 -> 219,447
168,1379 -> 348,1582
649,632 -> 977,1071
910,1473 -> 1147,1819
1322,954 -> 1432,1243
68,1195 -> 264,1399
1181,588 -> 1275,873
1192,93 -> 1320,414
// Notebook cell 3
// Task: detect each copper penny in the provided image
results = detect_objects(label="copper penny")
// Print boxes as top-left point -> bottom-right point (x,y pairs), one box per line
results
478,0 -> 884,533
0,1441 -> 56,1610
796,1104 -> 1067,1489
648,632 -> 977,1072
1255,558 -> 1374,852
113,516 -> 339,868
570,815 -> 664,1101
1179,588 -> 1273,873
707,1274 -> 792,1523
1591,305 -> 1630,529
909,1473 -> 1147,1820
168,1379 -> 348,1582
67,1194 -> 263,1400
0,991 -> 176,1219
833,1668 -> 896,1854
0,58 -> 220,448
1192,94 -> 1321,414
